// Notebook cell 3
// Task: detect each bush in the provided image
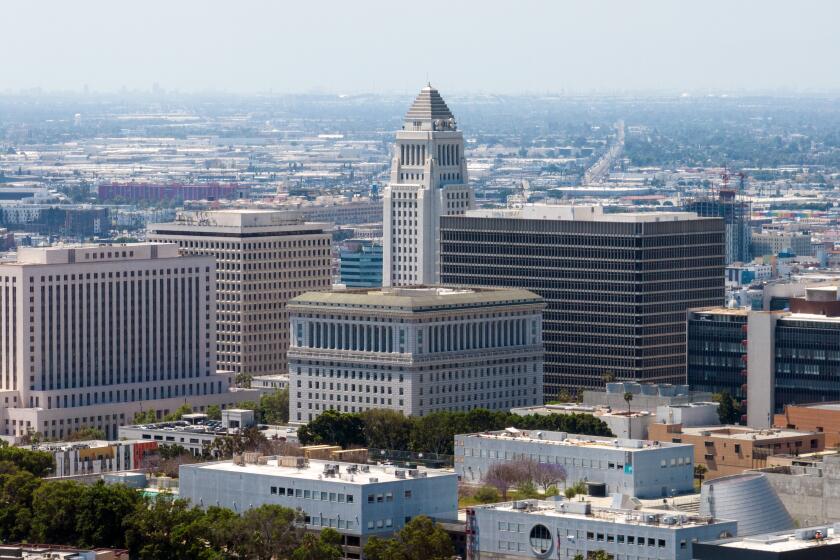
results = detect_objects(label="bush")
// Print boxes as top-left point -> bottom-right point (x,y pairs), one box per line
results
473,486 -> 501,504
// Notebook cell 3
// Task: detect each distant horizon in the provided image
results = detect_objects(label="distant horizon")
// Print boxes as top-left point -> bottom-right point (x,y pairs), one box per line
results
3,0 -> 839,95
4,86 -> 840,99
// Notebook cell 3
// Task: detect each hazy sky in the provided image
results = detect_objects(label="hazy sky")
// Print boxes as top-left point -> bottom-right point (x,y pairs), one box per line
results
3,0 -> 839,95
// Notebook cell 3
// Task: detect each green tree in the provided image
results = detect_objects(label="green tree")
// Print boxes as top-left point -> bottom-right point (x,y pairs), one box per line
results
133,409 -> 158,424
292,527 -> 342,560
0,441 -> 53,477
297,410 -> 365,448
124,496 -> 209,560
75,481 -> 142,548
361,409 -> 412,451
0,469 -> 42,541
363,516 -> 455,560
30,480 -> 84,544
65,426 -> 107,441
473,486 -> 500,504
165,403 -> 194,421
714,391 -> 741,424
260,388 -> 289,425
232,505 -> 304,560
206,405 -> 222,421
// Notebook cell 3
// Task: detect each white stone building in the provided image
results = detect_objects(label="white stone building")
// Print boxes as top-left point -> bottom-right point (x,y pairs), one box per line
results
288,286 -> 544,423
382,84 -> 474,286
0,243 -> 257,440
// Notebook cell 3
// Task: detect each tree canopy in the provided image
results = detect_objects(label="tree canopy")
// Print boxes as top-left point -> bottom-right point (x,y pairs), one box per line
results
298,408 -> 612,456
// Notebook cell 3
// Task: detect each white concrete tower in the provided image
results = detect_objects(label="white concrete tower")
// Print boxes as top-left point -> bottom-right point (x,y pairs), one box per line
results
383,84 -> 474,286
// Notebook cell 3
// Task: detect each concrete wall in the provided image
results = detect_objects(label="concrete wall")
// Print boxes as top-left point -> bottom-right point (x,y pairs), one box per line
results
760,456 -> 840,527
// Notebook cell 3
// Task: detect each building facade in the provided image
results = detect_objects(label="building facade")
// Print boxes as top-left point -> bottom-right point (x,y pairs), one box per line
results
466,499 -> 736,560
439,205 -> 725,398
647,423 -> 824,480
35,438 -> 158,477
287,286 -> 545,422
455,429 -> 695,499
180,457 -> 458,558
0,244 -> 252,440
339,239 -> 382,287
687,308 -> 749,400
751,230 -> 812,258
149,210 -> 332,377
382,84 -> 474,287
684,190 -> 751,265
688,287 -> 840,428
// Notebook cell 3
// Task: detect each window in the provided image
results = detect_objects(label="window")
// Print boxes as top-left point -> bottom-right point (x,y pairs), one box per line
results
404,490 -> 412,498
270,486 -> 277,494
529,524 -> 552,555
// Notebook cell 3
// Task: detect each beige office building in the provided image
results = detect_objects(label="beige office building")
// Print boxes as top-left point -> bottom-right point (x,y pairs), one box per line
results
0,244 -> 256,440
149,210 -> 332,377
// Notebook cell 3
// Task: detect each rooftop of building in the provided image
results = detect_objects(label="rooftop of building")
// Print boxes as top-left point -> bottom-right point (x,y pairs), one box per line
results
675,425 -> 817,441
473,498 -> 725,530
404,84 -> 456,127
183,456 -> 454,484
1,242 -> 182,266
702,525 -> 840,552
463,204 -> 705,223
510,404 -> 655,419
788,402 -> 840,412
32,439 -> 148,452
288,285 -> 543,312
148,209 -> 329,231
251,374 -> 290,382
119,419 -> 296,440
459,429 -> 689,452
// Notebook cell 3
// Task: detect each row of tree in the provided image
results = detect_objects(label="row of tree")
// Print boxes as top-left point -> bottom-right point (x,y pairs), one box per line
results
298,408 -> 613,456
133,388 -> 290,426
0,442 -> 455,560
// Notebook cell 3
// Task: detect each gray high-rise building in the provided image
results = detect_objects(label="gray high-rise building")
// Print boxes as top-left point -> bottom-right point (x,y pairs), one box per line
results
684,190 -> 750,264
439,205 -> 725,399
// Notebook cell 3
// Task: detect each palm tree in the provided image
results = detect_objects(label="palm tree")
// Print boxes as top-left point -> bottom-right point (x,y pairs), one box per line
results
624,392 -> 634,439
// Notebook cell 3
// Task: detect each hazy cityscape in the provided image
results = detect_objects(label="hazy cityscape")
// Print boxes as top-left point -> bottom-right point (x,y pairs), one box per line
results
3,2 -> 840,560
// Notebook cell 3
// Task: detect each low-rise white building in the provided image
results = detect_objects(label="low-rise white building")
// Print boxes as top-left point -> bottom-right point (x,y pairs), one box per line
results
467,497 -> 737,560
180,456 -> 458,556
456,429 -> 695,499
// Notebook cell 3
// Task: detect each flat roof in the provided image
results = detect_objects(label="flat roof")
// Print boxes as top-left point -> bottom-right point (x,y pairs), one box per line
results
460,429 -> 690,452
476,499 -> 725,530
707,526 -> 840,552
185,457 -> 454,485
289,286 -> 543,310
464,204 -> 703,223
678,426 -> 817,441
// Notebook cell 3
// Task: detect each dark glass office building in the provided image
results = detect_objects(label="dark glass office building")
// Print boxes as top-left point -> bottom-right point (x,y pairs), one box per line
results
439,206 -> 725,400
687,308 -> 747,399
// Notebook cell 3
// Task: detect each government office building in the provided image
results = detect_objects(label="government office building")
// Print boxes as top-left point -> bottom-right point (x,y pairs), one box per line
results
180,456 -> 458,559
149,209 -> 332,377
455,429 -> 695,500
287,286 -> 545,422
439,204 -> 725,399
0,244 -> 256,440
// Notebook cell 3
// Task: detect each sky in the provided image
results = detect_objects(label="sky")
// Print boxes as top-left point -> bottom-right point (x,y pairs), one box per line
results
2,0 -> 839,95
